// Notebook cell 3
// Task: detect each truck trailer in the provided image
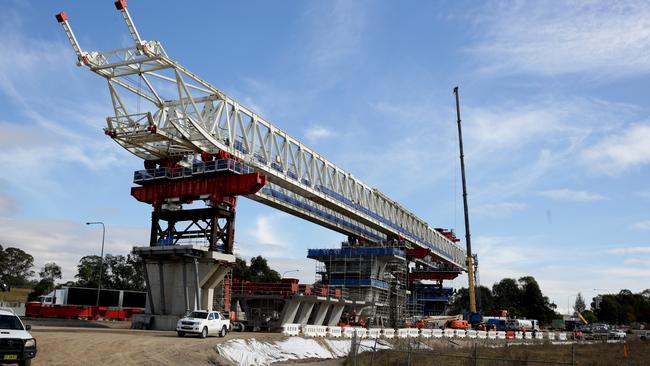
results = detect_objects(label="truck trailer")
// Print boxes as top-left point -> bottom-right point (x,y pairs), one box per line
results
26,287 -> 146,320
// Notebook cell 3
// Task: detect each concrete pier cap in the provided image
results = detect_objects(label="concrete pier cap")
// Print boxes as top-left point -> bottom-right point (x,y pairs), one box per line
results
132,245 -> 235,330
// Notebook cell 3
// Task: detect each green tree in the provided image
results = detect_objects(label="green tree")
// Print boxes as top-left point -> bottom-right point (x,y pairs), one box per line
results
518,276 -> 556,324
74,255 -> 105,289
574,292 -> 586,314
448,286 -> 494,314
0,245 -> 35,287
39,262 -> 62,290
75,254 -> 145,291
232,256 -> 281,283
492,278 -> 522,316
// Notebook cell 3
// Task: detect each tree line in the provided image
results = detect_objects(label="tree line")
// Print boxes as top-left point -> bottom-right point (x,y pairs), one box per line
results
590,289 -> 650,324
448,276 -> 558,324
0,244 -> 145,301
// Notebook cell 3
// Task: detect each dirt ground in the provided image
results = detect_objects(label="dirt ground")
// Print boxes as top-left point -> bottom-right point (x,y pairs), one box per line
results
29,325 -> 288,366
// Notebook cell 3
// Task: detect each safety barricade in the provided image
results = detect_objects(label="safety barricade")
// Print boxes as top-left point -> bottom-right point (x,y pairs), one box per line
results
367,328 -> 381,339
421,329 -> 432,338
467,330 -> 477,339
487,331 -> 497,340
535,332 -> 544,340
407,328 -> 420,338
303,325 -> 320,337
343,327 -> 355,338
432,329 -> 443,338
397,328 -> 409,338
354,327 -> 367,339
316,325 -> 327,337
558,332 -> 567,341
327,326 -> 342,338
477,330 -> 487,339
444,329 -> 455,337
281,323 -> 300,336
497,331 -> 506,339
515,331 -> 523,340
547,332 -> 556,340
455,329 -> 466,338
382,328 -> 395,339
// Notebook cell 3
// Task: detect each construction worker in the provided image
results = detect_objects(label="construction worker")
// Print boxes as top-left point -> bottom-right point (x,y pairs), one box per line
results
522,325 -> 526,338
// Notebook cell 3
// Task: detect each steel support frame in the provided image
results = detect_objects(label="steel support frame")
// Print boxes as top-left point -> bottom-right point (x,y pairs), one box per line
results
150,206 -> 235,254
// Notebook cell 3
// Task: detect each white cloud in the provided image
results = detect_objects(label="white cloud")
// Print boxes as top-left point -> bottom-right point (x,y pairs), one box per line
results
581,123 -> 650,174
472,202 -> 526,218
471,1 -> 650,78
633,221 -> 650,230
0,217 -> 147,282
540,189 -> 606,202
304,125 -> 336,143
0,192 -> 15,216
606,246 -> 650,255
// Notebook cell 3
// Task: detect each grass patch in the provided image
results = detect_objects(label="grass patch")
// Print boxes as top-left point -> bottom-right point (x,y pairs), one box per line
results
348,341 -> 650,366
0,287 -> 32,303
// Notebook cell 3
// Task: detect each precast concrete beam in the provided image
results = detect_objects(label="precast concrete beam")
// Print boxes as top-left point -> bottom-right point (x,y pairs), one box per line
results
311,303 -> 330,325
279,300 -> 300,325
296,301 -> 315,326
326,303 -> 345,326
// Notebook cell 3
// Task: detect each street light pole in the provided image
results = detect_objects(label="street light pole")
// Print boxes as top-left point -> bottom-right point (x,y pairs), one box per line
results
282,269 -> 299,279
86,221 -> 105,307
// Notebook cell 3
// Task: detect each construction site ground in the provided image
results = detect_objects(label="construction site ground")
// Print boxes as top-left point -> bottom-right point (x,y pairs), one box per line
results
26,319 -> 342,366
24,319 -> 650,366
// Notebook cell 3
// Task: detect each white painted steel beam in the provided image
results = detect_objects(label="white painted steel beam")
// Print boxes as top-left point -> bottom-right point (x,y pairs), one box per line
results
56,7 -> 466,269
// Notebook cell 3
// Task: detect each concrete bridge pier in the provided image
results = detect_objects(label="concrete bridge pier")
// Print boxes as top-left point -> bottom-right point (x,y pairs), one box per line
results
131,245 -> 234,330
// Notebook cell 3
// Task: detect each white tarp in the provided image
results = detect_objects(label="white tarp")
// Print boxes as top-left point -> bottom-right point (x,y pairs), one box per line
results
217,337 -> 391,366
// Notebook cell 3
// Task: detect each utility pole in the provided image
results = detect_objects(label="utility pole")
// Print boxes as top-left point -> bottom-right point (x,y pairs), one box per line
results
453,86 -> 477,313
86,221 -> 106,307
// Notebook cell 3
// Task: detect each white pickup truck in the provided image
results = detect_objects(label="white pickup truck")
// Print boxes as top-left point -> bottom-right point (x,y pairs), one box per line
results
0,309 -> 37,366
176,310 -> 230,338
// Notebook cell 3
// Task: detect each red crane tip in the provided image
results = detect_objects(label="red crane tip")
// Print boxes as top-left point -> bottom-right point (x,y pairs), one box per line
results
55,12 -> 68,23
114,0 -> 127,10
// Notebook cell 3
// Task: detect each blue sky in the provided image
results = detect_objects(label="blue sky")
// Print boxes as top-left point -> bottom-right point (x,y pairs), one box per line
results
0,1 -> 649,314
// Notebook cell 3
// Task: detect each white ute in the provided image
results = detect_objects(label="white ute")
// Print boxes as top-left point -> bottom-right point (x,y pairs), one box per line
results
0,309 -> 37,366
176,310 -> 230,338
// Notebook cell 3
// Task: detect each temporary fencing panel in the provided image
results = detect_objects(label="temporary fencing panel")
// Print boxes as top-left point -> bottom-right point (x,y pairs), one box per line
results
343,327 -> 355,338
558,332 -> 567,341
432,329 -> 443,338
515,331 -> 523,340
397,328 -> 409,338
455,329 -> 466,338
327,326 -> 342,338
281,323 -> 300,336
487,331 -> 497,339
477,330 -> 487,339
421,329 -> 432,338
547,332 -> 556,340
407,328 -> 420,338
535,332 -> 544,340
497,331 -> 506,339
382,329 -> 395,339
467,330 -> 477,339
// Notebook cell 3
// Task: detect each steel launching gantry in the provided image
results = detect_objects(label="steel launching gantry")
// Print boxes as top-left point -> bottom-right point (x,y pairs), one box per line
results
56,1 -> 466,270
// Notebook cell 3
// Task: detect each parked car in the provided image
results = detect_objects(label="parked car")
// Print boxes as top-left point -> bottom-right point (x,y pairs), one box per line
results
641,331 -> 650,340
608,329 -> 626,339
176,310 -> 230,338
0,309 -> 37,366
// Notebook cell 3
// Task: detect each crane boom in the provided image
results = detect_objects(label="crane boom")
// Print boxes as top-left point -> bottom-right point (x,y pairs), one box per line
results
56,2 -> 467,270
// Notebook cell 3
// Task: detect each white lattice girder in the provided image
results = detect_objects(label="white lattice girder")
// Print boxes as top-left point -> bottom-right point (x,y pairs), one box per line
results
56,9 -> 467,269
